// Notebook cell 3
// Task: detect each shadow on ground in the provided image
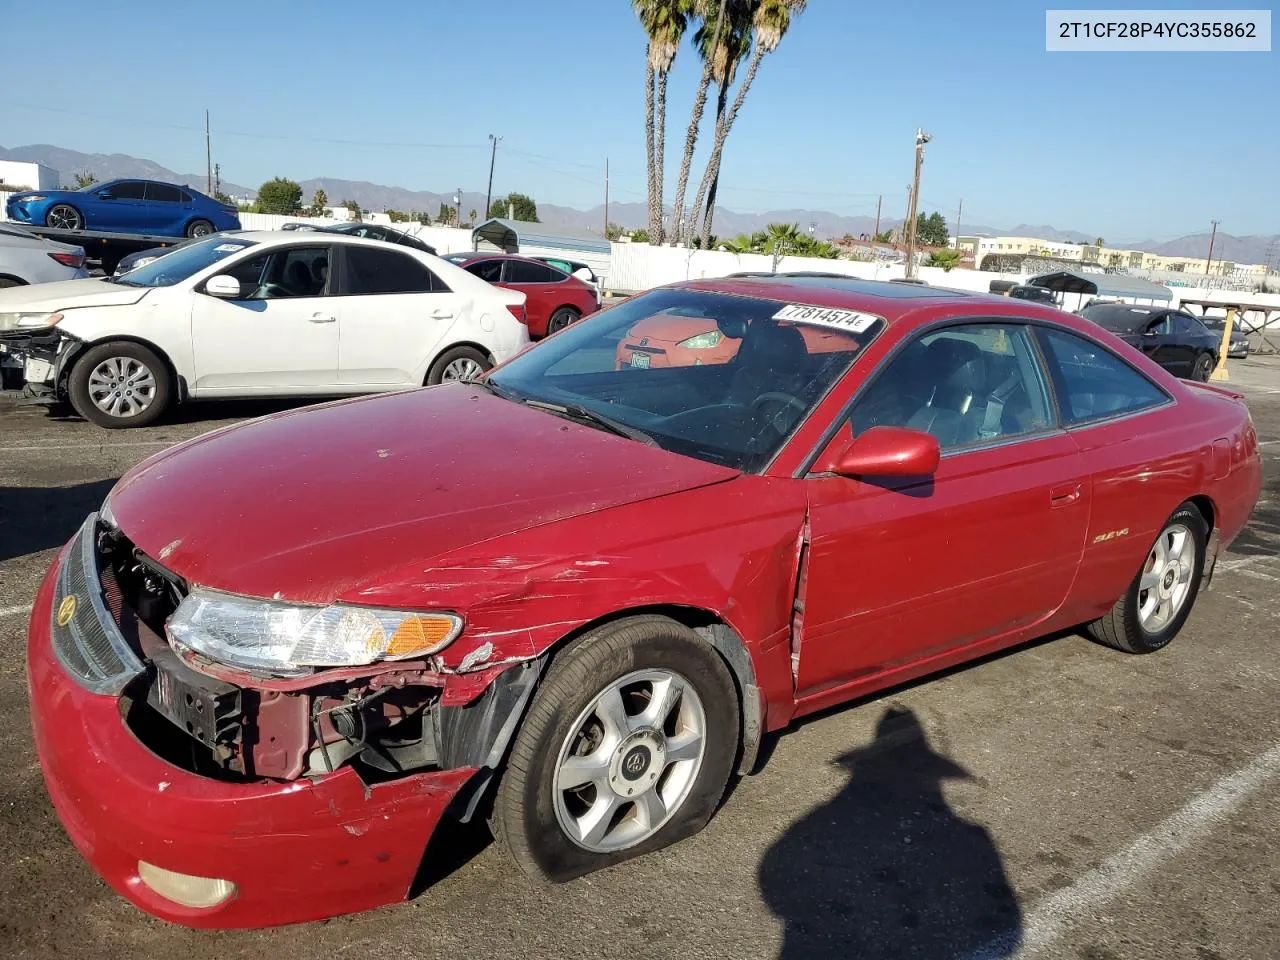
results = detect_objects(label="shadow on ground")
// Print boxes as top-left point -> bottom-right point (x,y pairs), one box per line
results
0,480 -> 117,563
759,706 -> 1022,959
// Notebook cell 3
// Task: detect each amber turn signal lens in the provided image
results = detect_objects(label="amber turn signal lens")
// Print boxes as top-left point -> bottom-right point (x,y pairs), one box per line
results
385,615 -> 459,657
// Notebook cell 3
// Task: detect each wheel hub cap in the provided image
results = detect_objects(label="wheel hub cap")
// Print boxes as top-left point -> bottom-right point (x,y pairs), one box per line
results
610,730 -> 665,796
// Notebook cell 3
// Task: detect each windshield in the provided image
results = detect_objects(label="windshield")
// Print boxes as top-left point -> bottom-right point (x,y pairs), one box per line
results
1081,303 -> 1155,333
113,237 -> 258,287
487,288 -> 884,472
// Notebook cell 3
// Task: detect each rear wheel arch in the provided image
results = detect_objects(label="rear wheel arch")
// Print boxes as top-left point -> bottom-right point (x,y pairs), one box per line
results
423,341 -> 495,386
1187,494 -> 1216,534
0,274 -> 28,287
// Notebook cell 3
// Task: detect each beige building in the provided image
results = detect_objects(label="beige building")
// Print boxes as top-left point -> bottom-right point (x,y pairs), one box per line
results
953,235 -> 1268,282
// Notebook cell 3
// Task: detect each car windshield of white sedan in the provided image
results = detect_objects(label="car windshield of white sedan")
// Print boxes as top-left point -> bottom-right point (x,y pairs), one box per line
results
486,289 -> 883,472
112,237 -> 259,288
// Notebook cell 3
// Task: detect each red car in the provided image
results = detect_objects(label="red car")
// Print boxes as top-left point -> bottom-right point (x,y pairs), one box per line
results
442,252 -> 599,338
27,277 -> 1262,928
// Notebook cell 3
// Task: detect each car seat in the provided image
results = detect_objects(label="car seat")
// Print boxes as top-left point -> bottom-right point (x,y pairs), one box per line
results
905,338 -> 986,447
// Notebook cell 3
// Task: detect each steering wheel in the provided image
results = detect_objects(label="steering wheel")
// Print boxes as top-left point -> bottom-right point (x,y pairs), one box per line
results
749,391 -> 807,436
750,391 -> 806,418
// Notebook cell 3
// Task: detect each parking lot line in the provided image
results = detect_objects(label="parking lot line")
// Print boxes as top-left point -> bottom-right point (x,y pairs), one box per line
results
0,440 -> 176,452
965,742 -> 1280,959
0,604 -> 32,619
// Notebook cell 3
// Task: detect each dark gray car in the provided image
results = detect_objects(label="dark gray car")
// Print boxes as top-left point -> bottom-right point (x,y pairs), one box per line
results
1079,303 -> 1220,381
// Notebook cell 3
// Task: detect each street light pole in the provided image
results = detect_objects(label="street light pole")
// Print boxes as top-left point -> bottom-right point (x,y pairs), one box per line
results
484,134 -> 501,222
904,128 -> 931,280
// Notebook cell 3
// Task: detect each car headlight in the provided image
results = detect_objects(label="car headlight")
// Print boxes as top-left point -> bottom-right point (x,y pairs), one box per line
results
678,330 -> 724,349
19,195 -> 47,202
118,256 -> 156,274
0,311 -> 63,331
166,587 -> 463,674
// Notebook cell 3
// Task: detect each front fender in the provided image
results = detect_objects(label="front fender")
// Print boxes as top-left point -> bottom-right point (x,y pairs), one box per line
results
349,475 -> 810,735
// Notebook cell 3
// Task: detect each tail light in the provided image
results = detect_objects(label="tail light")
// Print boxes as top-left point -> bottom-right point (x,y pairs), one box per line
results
48,251 -> 86,269
506,303 -> 528,326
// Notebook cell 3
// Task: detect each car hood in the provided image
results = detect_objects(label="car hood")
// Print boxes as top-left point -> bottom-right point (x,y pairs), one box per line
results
108,385 -> 739,604
0,277 -> 150,314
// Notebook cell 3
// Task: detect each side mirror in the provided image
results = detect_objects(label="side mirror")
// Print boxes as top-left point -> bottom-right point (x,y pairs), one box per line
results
822,426 -> 941,478
1143,327 -> 1158,337
96,190 -> 115,200
205,274 -> 243,299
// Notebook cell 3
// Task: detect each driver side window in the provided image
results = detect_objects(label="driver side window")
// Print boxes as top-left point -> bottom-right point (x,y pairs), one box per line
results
850,323 -> 1053,451
220,247 -> 331,300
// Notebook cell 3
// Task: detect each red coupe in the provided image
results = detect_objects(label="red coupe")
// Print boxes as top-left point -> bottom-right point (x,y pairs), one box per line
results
443,252 -> 600,338
27,276 -> 1261,928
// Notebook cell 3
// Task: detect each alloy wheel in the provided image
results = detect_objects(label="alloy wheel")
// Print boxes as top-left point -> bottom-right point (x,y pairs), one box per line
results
552,669 -> 706,853
442,357 -> 484,381
1137,522 -> 1194,634
47,205 -> 82,230
86,356 -> 158,419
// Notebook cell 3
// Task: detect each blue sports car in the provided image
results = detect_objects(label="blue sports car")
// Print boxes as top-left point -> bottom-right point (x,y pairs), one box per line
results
5,178 -> 241,239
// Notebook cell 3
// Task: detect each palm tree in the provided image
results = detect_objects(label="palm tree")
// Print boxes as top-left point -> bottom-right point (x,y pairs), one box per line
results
633,0 -> 689,244
693,0 -> 806,248
670,0 -> 728,247
684,0 -> 753,246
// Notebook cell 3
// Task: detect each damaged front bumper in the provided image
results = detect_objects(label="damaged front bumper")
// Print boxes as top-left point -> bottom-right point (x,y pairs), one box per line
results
26,517 -> 540,928
0,326 -> 76,399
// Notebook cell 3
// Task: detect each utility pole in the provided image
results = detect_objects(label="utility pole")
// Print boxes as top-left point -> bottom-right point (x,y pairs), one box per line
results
955,198 -> 962,248
205,110 -> 212,195
484,134 -> 501,222
904,128 -> 931,280
456,188 -> 463,228
603,157 -> 609,239
1204,219 -> 1220,275
873,194 -> 882,239
214,163 -> 221,198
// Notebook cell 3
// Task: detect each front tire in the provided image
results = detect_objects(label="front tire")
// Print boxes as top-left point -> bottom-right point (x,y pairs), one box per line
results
491,616 -> 739,882
186,219 -> 215,238
68,341 -> 172,429
426,345 -> 491,385
45,204 -> 83,231
1192,352 -> 1214,381
1086,503 -> 1207,654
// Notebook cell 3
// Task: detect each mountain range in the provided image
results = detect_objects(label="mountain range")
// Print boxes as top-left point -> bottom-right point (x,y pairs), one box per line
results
2,144 -> 1275,265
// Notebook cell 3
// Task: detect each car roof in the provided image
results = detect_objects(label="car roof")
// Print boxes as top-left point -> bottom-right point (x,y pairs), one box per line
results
227,231 -> 424,249
671,274 -> 1090,326
446,252 -> 547,264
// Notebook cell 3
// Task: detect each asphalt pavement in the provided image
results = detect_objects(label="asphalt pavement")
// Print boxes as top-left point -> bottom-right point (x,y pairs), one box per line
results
1,360 -> 1278,960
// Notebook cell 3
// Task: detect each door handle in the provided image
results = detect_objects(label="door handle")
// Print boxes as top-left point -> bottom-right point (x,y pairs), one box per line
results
430,309 -> 454,319
1050,483 -> 1081,507
309,313 -> 336,324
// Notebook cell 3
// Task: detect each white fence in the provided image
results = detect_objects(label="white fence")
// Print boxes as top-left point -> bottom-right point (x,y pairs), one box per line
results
4,189 -> 1277,332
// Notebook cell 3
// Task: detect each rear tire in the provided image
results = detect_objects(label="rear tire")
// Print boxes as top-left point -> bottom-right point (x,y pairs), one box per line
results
68,341 -> 172,429
426,346 -> 491,385
1192,352 -> 1214,381
45,204 -> 83,231
491,616 -> 739,882
1086,503 -> 1207,654
0,277 -> 24,289
186,219 -> 215,239
547,306 -> 580,335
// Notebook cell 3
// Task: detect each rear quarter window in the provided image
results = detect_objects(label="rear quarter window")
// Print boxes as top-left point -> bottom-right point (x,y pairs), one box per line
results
1037,327 -> 1169,425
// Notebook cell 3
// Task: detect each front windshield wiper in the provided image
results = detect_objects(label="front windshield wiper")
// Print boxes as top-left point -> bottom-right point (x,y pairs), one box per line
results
521,398 -> 660,447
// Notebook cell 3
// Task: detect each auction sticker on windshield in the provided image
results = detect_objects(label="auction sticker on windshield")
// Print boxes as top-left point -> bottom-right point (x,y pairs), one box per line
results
214,244 -> 247,253
772,303 -> 882,333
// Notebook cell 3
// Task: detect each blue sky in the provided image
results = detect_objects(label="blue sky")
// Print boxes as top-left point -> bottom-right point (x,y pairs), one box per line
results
4,0 -> 1276,240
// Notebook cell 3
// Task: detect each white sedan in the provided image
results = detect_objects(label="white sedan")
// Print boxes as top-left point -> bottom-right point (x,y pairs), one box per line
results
0,231 -> 530,427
